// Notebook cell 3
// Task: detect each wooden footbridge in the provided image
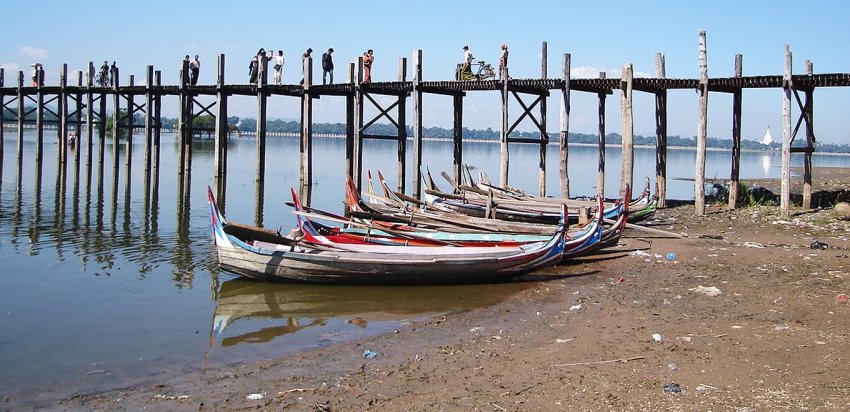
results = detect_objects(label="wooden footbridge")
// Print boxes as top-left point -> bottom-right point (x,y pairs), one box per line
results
2,31 -> 849,217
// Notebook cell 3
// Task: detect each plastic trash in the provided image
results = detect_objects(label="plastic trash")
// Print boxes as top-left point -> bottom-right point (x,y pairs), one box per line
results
652,333 -> 663,343
665,252 -> 677,260
837,294 -> 849,303
569,304 -> 582,311
363,349 -> 379,358
689,285 -> 722,297
667,362 -> 678,371
246,393 -> 263,400
662,382 -> 682,394
810,240 -> 829,250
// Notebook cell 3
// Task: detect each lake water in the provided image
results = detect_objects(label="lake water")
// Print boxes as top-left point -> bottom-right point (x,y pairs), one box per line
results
1,129 -> 848,408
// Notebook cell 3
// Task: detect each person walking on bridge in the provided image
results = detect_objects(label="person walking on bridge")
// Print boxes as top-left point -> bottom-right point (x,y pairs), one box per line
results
321,48 -> 334,84
272,50 -> 285,85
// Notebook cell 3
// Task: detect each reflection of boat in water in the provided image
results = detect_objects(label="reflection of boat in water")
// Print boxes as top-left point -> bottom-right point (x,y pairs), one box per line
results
209,278 -> 528,350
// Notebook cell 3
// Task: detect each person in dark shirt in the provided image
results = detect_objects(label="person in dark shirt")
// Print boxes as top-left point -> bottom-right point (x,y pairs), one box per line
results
321,48 -> 334,85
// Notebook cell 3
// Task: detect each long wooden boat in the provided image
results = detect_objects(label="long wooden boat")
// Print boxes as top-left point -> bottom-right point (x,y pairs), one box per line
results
208,187 -> 569,284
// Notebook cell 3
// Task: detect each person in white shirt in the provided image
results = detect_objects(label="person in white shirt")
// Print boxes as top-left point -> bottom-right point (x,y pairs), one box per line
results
272,50 -> 285,85
189,55 -> 200,85
498,44 -> 509,80
460,46 -> 475,80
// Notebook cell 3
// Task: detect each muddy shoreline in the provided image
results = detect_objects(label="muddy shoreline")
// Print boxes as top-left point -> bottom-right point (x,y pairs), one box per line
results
45,168 -> 850,411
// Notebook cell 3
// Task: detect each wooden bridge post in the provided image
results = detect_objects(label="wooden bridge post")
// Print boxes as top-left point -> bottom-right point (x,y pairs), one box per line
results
16,72 -> 24,166
351,58 -> 363,189
345,62 -> 355,182
499,60 -> 509,188
729,54 -> 743,209
453,92 -> 463,186
257,56 -> 269,183
74,71 -> 83,170
538,41 -> 548,196
177,62 -> 188,176
144,66 -> 154,180
214,55 -> 228,195
802,59 -> 814,209
301,55 -> 315,190
98,67 -> 107,170
111,66 -> 120,176
397,57 -> 408,193
299,56 -> 312,188
0,69 -> 3,168
655,53 -> 668,207
411,50 -> 423,199
125,75 -> 134,169
560,54 -> 571,199
619,63 -> 634,199
597,72 -> 607,198
153,70 -> 162,180
35,67 -> 44,165
85,63 -> 94,171
58,64 -> 68,165
780,44 -> 792,217
694,30 -> 708,216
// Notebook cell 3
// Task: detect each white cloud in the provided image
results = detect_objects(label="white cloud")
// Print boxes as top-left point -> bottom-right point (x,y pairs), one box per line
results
1,63 -> 21,74
20,46 -> 48,60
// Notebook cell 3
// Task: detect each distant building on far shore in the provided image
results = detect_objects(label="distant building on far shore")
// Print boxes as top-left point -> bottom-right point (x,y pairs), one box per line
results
761,126 -> 774,145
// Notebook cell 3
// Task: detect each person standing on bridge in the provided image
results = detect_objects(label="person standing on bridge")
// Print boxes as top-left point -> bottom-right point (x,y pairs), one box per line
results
321,48 -> 334,84
460,46 -> 475,81
272,50 -> 285,85
99,61 -> 109,86
299,48 -> 313,85
110,61 -> 117,86
189,55 -> 200,85
498,43 -> 509,80
362,49 -> 374,83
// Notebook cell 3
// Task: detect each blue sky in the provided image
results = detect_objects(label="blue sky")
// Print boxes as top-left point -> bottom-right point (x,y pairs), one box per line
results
2,0 -> 848,144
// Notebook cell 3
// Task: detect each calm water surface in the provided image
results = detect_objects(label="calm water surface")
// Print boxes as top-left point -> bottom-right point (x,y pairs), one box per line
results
1,129 -> 848,408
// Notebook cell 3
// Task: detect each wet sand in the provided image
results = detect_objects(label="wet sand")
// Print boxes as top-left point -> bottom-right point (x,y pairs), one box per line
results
53,168 -> 850,411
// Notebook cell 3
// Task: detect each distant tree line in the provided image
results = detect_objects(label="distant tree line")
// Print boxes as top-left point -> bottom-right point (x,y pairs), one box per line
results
4,107 -> 849,153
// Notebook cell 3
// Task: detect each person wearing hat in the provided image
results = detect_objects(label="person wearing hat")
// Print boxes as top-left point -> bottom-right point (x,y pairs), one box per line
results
321,48 -> 334,84
461,46 -> 475,80
498,43 -> 509,80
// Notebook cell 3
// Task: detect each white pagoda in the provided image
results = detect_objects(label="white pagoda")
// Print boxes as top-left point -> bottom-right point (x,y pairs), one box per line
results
760,126 -> 774,145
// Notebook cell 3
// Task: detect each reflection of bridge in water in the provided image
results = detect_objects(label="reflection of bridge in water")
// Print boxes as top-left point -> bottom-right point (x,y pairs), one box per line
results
2,32 -> 849,218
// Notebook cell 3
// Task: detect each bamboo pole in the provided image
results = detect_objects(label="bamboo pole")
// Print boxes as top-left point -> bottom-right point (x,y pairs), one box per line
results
802,59 -> 814,209
411,49 -> 423,200
559,53 -> 571,199
729,54 -> 743,209
780,44 -> 792,217
397,57 -> 407,193
654,53 -> 667,208
694,30 -> 708,216
619,63 -> 634,199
